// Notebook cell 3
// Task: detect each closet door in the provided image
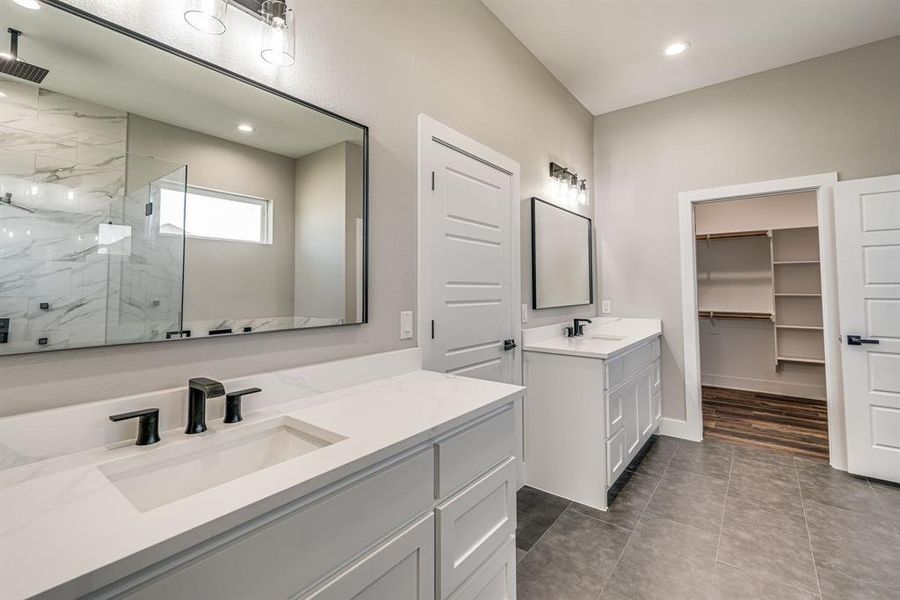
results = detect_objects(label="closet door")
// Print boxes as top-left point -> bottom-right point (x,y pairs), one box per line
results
835,175 -> 900,484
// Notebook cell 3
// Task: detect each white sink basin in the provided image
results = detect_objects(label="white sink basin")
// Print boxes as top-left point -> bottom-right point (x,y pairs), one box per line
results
100,417 -> 345,512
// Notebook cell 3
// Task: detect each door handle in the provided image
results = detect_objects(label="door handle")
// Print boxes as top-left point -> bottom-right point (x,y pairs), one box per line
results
503,339 -> 518,351
847,335 -> 879,346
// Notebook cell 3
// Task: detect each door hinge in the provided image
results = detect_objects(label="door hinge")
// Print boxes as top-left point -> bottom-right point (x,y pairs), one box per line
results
431,320 -> 435,339
431,171 -> 435,191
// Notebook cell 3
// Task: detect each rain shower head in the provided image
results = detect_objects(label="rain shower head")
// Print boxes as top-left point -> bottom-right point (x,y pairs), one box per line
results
0,28 -> 49,84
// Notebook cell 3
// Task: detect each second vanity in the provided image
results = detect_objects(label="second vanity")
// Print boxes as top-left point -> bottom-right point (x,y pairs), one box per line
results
0,349 -> 523,600
523,317 -> 662,510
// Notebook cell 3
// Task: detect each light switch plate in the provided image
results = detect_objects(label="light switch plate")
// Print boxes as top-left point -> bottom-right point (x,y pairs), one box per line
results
400,311 -> 413,340
601,300 -> 611,314
521,304 -> 528,324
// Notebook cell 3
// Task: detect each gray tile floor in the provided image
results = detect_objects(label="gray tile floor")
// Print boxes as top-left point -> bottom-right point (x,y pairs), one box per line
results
516,436 -> 900,600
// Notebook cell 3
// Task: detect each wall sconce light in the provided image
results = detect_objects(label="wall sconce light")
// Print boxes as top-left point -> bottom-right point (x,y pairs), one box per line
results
184,0 -> 228,35
260,0 -> 296,67
548,162 -> 589,208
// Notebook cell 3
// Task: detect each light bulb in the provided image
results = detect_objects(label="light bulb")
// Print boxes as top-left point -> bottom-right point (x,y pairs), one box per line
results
261,1 -> 296,67
577,189 -> 587,205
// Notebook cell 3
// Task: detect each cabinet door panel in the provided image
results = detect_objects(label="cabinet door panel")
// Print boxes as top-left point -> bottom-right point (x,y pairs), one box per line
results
607,427 -> 627,484
303,514 -> 434,600
437,458 -> 516,598
447,535 -> 515,600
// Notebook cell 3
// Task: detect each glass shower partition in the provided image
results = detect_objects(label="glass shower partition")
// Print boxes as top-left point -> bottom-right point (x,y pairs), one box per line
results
104,155 -> 187,346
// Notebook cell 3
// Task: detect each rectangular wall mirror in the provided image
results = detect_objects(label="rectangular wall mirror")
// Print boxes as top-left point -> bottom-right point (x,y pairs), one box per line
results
531,197 -> 593,309
0,2 -> 367,355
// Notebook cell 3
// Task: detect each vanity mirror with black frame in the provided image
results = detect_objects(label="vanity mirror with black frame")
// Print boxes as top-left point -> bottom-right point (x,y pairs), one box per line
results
0,1 -> 367,355
531,197 -> 593,309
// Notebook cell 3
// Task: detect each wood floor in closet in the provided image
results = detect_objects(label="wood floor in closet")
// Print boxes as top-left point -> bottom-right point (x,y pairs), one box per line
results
702,386 -> 829,460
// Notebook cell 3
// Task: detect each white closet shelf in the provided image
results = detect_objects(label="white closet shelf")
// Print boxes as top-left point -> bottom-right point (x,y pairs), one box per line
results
773,260 -> 820,265
774,293 -> 822,297
775,324 -> 824,330
777,356 -> 826,365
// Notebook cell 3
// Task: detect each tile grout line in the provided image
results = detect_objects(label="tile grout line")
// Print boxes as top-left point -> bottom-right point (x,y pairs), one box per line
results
865,478 -> 900,541
712,450 -> 734,579
593,439 -> 677,600
795,456 -> 824,598
518,497 -> 572,561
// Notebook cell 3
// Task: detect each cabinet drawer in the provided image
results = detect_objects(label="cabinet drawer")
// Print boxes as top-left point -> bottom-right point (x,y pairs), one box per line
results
605,337 -> 660,391
436,457 -> 516,599
302,513 -> 434,600
120,449 -> 435,600
607,427 -> 627,485
436,407 -> 515,497
446,535 -> 515,600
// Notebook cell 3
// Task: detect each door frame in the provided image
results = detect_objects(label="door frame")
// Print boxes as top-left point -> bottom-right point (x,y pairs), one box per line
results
676,172 -> 847,470
416,114 -> 522,384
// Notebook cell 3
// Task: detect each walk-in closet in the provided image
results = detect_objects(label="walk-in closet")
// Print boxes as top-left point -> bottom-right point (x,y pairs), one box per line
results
694,191 -> 828,458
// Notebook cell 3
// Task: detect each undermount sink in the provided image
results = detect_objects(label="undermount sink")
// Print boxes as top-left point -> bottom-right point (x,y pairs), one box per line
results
100,417 -> 345,512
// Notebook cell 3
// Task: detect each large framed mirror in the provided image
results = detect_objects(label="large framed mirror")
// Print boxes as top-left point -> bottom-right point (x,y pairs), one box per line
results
531,197 -> 593,309
0,1 -> 367,355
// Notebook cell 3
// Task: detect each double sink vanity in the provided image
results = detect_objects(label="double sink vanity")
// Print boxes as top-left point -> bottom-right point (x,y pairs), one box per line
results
0,349 -> 522,600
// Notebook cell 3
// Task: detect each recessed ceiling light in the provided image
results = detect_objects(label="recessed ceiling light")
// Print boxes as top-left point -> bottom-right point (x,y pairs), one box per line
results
0,91 -> 6,98
13,0 -> 41,9
237,123 -> 254,133
664,41 -> 690,56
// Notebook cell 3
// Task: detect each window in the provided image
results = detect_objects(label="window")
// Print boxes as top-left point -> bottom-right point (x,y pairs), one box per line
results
159,185 -> 271,244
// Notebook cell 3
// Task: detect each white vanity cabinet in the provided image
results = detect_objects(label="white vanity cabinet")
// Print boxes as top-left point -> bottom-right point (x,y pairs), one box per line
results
98,406 -> 516,600
523,322 -> 662,511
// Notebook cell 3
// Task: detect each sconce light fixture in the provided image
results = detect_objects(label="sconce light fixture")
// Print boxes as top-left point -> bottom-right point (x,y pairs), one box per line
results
548,162 -> 589,208
260,0 -> 295,67
184,0 -> 228,35
183,0 -> 297,68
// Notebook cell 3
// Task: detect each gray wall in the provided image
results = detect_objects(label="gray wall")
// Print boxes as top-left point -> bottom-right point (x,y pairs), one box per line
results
593,37 -> 900,422
127,115 -> 296,323
0,0 -> 593,415
293,143 -> 346,321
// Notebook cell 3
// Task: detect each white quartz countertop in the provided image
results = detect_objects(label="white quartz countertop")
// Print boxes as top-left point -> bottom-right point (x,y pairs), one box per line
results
0,368 -> 523,600
522,317 -> 662,359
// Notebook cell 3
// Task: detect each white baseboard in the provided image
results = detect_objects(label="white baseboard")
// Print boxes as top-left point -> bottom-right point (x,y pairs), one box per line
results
701,374 -> 826,401
659,417 -> 701,441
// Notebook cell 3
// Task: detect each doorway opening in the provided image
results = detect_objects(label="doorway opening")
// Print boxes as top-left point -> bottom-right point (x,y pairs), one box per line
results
693,191 -> 828,458
677,173 -> 845,469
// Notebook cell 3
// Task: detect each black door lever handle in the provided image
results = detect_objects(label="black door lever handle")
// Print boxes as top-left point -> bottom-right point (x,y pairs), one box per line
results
847,335 -> 879,346
503,339 -> 517,351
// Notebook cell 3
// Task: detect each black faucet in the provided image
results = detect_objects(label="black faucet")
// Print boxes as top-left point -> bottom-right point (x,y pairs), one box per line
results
186,377 -> 225,434
567,318 -> 593,337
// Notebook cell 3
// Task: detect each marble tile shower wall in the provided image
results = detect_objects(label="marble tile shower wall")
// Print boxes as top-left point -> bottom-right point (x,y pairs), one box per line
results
0,81 -> 181,353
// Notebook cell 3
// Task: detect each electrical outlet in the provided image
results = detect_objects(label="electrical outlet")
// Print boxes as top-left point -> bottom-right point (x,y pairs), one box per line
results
601,300 -> 611,314
400,311 -> 413,340
521,304 -> 528,324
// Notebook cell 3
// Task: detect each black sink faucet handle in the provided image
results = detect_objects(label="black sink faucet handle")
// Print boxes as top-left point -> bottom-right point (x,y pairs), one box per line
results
224,387 -> 262,423
109,408 -> 161,446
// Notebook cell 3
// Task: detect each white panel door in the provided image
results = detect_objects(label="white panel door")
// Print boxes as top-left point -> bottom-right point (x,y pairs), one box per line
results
424,140 -> 515,383
835,175 -> 900,483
